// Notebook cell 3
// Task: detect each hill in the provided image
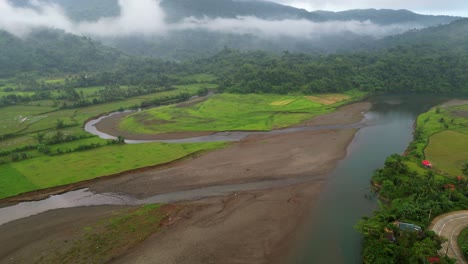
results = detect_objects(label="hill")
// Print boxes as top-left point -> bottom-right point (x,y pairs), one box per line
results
0,29 -> 124,77
9,0 -> 462,59
377,18 -> 468,52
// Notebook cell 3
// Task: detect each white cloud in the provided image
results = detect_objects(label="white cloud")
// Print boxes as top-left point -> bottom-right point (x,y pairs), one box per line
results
0,0 -> 72,36
0,0 -> 425,39
176,16 -> 421,38
77,0 -> 167,37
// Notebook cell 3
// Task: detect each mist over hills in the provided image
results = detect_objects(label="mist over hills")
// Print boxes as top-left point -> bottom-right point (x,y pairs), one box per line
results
4,0 -> 462,59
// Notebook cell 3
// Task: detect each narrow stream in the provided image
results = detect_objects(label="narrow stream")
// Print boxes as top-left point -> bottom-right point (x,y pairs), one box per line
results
294,95 -> 445,264
0,174 -> 326,226
84,112 -> 368,143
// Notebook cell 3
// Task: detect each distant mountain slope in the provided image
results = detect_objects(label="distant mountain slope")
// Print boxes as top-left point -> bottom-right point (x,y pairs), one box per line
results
378,18 -> 468,52
13,0 -> 460,26
7,0 -> 464,60
0,29 -> 124,76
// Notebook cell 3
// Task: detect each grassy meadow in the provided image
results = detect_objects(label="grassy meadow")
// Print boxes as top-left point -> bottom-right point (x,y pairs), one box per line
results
410,102 -> 468,176
120,90 -> 365,134
0,142 -> 225,199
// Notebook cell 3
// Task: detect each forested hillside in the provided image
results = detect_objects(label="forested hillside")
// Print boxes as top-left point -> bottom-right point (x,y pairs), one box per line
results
377,18 -> 468,52
0,29 -> 124,77
1,14 -> 467,95
10,0 -> 461,59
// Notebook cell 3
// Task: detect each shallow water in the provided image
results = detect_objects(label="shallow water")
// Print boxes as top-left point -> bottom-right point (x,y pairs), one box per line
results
85,112 -> 368,143
0,174 -> 327,226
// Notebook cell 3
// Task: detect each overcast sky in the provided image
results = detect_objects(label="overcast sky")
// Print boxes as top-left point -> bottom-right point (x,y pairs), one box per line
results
268,0 -> 468,17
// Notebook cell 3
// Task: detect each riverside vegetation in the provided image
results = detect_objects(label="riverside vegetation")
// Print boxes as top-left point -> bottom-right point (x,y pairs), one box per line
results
357,102 -> 468,263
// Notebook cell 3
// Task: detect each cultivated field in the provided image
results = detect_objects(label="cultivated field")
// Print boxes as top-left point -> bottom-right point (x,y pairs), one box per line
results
0,142 -> 224,199
119,91 -> 363,134
414,103 -> 468,176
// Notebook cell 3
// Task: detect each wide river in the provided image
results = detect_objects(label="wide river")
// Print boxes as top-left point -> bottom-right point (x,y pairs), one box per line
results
0,95 -> 445,263
293,94 -> 444,263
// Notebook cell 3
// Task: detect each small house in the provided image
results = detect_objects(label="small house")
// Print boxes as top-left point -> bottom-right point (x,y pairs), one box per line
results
426,257 -> 440,263
422,160 -> 432,168
398,222 -> 422,233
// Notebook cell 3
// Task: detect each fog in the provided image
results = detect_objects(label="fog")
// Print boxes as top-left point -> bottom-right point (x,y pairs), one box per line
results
0,0 -> 421,38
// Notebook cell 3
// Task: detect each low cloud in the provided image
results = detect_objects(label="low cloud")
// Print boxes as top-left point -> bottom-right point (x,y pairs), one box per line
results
0,0 -> 72,36
0,0 -> 420,39
176,16 -> 421,38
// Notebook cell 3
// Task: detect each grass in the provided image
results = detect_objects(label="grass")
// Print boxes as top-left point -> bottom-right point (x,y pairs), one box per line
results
120,92 -> 362,134
411,103 -> 468,176
0,84 -> 207,141
0,105 -> 57,135
0,81 -> 223,199
459,228 -> 468,259
425,130 -> 468,176
41,204 -> 174,264
0,142 -> 225,199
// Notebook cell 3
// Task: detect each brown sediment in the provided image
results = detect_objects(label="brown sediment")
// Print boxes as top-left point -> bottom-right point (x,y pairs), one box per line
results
440,99 -> 468,108
0,101 -> 372,264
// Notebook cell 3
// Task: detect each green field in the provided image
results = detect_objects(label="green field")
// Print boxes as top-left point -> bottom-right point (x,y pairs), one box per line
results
425,130 -> 468,176
0,77 -> 227,199
0,83 -> 210,146
120,91 -> 363,134
411,103 -> 468,176
0,142 -> 225,199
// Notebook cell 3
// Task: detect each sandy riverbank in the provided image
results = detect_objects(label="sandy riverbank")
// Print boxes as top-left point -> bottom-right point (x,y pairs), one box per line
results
0,101 -> 371,264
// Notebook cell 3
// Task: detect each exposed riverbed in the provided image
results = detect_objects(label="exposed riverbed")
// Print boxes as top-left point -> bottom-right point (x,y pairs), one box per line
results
0,96 -> 446,263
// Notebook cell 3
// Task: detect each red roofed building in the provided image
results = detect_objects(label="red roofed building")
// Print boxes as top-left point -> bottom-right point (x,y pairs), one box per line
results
422,160 -> 432,168
427,257 -> 440,263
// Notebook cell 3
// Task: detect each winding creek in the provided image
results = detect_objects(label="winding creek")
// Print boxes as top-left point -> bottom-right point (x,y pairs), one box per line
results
84,110 -> 368,143
0,95 -> 446,262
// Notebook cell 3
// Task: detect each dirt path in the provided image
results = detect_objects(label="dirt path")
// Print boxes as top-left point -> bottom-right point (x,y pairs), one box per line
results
0,102 -> 372,264
430,210 -> 468,264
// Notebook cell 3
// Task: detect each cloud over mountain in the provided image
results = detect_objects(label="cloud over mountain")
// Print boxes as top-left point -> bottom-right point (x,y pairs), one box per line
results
1,0 -> 422,39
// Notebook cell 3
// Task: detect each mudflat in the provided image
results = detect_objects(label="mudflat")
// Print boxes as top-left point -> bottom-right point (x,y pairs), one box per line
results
0,102 -> 371,264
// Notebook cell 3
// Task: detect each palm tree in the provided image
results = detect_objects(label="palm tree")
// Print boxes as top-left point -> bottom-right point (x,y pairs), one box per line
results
462,163 -> 468,177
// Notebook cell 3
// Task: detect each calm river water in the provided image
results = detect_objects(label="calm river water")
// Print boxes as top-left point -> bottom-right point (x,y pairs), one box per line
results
293,95 -> 445,264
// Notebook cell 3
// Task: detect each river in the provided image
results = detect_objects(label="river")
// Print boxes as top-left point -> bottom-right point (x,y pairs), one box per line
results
0,95 -> 445,263
293,95 -> 445,264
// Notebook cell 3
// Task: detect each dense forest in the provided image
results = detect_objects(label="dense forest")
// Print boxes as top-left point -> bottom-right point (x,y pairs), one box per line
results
0,30 -> 124,77
1,17 -> 468,104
